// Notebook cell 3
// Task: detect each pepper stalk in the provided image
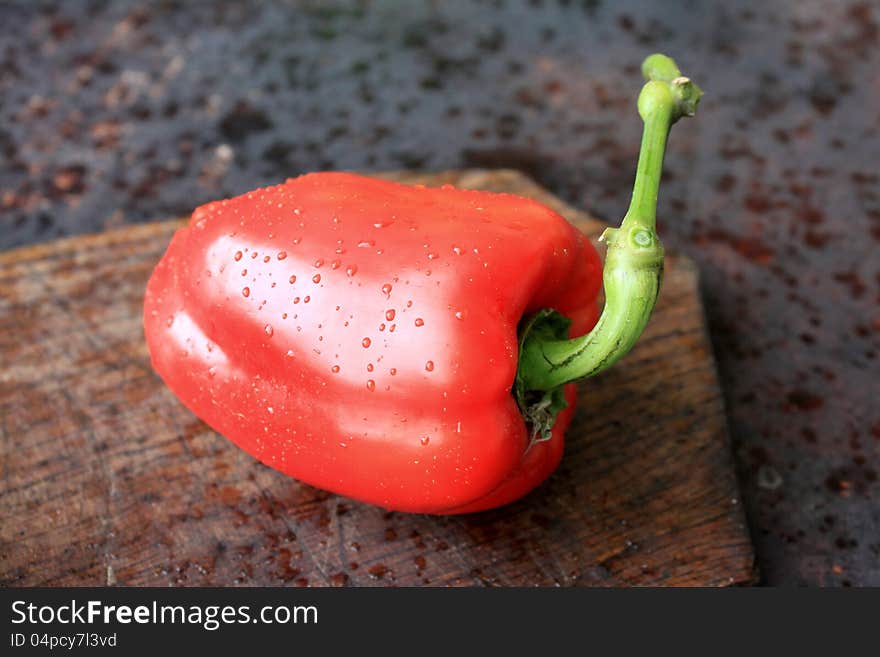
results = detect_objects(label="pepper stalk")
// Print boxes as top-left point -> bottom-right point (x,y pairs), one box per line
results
515,53 -> 703,440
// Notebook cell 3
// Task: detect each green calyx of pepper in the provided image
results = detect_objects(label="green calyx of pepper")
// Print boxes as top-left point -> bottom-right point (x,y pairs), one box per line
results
515,53 -> 703,441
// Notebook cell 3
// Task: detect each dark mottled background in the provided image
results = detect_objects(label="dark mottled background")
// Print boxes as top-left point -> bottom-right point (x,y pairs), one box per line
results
1,0 -> 877,585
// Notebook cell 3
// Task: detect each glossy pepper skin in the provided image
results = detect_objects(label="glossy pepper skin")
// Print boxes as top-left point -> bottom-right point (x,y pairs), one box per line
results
144,173 -> 602,513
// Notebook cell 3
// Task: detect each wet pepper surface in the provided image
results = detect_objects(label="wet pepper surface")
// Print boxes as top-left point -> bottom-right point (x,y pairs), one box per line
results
1,1 -> 877,584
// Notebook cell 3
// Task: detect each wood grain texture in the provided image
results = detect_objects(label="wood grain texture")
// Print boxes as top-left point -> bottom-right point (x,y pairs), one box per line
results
0,170 -> 756,586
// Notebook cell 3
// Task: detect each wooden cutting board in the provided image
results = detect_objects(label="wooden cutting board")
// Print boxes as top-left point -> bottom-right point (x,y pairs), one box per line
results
0,170 -> 756,586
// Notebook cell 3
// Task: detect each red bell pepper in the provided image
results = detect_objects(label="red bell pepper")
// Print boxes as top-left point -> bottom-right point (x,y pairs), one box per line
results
144,54 -> 701,513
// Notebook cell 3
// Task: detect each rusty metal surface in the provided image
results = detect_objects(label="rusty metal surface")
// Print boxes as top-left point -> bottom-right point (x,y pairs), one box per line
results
0,1 -> 877,585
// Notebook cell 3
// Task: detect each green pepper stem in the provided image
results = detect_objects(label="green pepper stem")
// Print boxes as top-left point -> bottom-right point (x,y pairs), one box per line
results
517,54 -> 702,393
